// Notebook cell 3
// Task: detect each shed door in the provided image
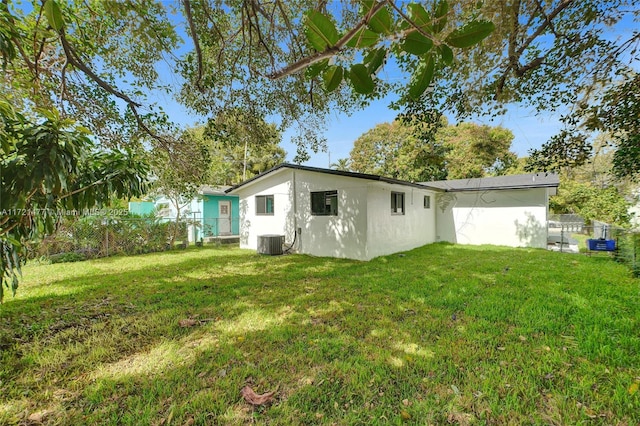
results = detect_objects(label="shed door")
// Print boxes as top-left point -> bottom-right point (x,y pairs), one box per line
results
219,200 -> 231,235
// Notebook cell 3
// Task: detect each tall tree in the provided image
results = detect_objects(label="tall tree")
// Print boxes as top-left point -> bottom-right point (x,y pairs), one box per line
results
349,121 -> 410,178
0,0 -> 495,157
525,129 -> 592,175
397,1 -> 639,178
548,135 -> 635,226
204,110 -> 286,184
149,130 -> 211,245
550,181 -> 632,226
330,158 -> 351,172
438,122 -> 516,179
582,73 -> 640,179
6,0 -> 635,176
349,119 -> 516,181
349,119 -> 447,182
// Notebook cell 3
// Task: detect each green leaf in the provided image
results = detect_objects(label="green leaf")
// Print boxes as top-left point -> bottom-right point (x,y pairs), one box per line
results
406,3 -> 431,30
306,59 -> 329,78
400,31 -> 434,55
408,54 -> 435,100
304,11 -> 339,51
434,0 -> 449,33
367,7 -> 393,35
445,20 -> 495,48
43,0 -> 64,31
349,64 -> 375,94
323,65 -> 343,92
364,47 -> 386,74
438,44 -> 454,65
346,28 -> 379,48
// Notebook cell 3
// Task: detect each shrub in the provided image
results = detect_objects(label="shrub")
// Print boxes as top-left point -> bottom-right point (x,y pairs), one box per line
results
49,252 -> 87,264
32,215 -> 182,261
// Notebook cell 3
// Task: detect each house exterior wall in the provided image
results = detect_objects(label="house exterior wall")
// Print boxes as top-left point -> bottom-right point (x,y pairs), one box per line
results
235,169 -> 294,250
152,194 -> 240,242
233,166 -> 555,259
234,169 -> 438,261
202,195 -> 240,236
128,201 -> 155,216
435,188 -> 549,248
365,184 -> 438,259
292,170 -> 369,260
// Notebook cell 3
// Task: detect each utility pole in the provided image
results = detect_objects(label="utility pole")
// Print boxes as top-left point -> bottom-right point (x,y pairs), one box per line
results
243,139 -> 248,181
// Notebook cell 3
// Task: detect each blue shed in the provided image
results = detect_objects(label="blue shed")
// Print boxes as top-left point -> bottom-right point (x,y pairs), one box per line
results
200,186 -> 240,238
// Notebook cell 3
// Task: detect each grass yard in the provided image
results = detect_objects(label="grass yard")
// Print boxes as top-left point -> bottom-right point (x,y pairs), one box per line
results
1,243 -> 639,425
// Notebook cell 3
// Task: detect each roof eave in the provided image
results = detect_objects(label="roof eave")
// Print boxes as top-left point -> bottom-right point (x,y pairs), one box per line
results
444,183 -> 560,192
226,163 -> 445,193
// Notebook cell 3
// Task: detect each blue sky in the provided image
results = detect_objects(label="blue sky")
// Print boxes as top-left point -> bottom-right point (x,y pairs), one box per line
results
146,3 -> 638,170
283,98 -> 564,169
154,76 -> 565,169
12,1 -> 635,170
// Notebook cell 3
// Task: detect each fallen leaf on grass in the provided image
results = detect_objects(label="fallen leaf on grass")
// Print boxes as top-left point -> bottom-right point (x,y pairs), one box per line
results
28,410 -> 51,423
629,382 -> 639,395
576,401 -> 597,419
447,411 -> 473,425
179,318 -> 198,328
241,385 -> 276,406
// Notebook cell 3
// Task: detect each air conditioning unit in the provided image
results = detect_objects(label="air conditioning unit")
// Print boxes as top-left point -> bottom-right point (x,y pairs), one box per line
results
257,234 -> 284,255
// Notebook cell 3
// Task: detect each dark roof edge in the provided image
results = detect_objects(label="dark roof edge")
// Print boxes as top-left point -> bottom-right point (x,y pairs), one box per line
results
226,163 -> 444,192
444,182 -> 559,192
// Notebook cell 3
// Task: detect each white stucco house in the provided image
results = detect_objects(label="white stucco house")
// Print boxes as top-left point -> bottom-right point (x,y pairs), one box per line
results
226,163 -> 559,261
426,173 -> 558,248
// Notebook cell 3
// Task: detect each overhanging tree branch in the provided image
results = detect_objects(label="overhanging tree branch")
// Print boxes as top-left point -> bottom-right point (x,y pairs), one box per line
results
57,29 -> 174,150
386,1 -> 439,44
267,0 -> 388,79
181,0 -> 204,91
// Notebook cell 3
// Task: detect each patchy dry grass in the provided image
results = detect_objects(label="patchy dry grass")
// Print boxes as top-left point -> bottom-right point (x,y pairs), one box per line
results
1,243 -> 639,425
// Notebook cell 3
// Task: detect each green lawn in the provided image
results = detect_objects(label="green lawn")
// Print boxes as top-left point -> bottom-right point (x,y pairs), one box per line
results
1,243 -> 639,425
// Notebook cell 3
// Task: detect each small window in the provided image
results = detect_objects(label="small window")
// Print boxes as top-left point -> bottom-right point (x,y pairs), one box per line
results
391,192 -> 405,215
311,190 -> 338,216
424,195 -> 431,209
256,195 -> 274,215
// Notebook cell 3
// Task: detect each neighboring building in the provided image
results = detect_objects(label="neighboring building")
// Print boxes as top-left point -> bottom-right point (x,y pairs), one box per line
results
133,186 -> 240,243
227,163 -> 559,260
128,201 -> 155,216
426,173 -> 559,249
197,186 -> 240,239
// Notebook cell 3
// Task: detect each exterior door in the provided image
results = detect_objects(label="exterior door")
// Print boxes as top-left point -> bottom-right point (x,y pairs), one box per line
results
218,200 -> 231,235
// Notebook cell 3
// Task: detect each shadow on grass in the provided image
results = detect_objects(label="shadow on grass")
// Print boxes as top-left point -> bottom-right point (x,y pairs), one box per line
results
1,243 -> 639,425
